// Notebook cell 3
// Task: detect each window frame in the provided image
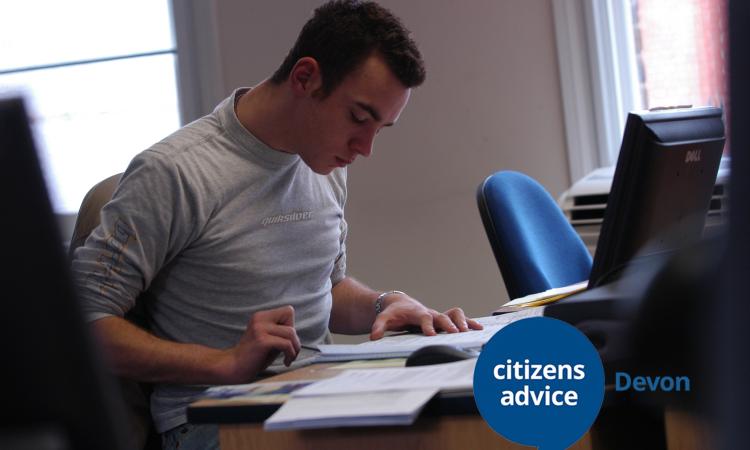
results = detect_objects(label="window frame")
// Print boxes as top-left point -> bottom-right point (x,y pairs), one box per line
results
552,0 -> 643,182
171,0 -> 225,125
46,0 -> 224,240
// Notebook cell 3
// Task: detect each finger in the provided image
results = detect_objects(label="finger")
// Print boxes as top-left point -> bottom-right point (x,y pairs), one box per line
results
267,324 -> 301,355
444,308 -> 469,331
264,335 -> 298,367
370,316 -> 388,340
419,313 -> 437,336
262,348 -> 282,369
467,318 -> 484,330
433,312 -> 459,333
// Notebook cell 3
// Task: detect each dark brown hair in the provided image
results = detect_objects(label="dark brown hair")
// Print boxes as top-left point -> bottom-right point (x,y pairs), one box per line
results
270,0 -> 426,95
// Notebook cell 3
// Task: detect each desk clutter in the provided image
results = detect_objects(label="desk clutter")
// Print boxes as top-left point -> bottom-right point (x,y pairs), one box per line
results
201,359 -> 475,430
189,310 -> 542,430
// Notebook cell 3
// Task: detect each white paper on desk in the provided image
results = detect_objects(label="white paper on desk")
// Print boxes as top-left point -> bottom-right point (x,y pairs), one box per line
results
316,307 -> 544,358
264,388 -> 438,430
292,358 -> 476,397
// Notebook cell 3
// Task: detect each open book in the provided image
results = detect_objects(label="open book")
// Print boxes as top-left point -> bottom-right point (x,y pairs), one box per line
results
314,307 -> 544,361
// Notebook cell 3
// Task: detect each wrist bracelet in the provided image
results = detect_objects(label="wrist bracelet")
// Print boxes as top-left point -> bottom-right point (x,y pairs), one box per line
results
374,290 -> 405,315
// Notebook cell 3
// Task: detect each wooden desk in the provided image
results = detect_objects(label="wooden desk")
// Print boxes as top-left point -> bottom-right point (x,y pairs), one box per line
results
218,415 -> 592,450
189,361 -> 594,450
664,408 -> 715,450
190,363 -> 716,449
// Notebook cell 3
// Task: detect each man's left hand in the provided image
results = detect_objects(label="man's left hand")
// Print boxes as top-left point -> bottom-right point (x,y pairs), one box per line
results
369,292 -> 483,340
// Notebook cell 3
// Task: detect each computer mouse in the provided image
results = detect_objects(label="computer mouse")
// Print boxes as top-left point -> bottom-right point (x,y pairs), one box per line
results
405,345 -> 475,367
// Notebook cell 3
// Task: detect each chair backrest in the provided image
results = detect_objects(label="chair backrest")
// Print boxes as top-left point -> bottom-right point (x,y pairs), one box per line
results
477,171 -> 592,300
68,173 -> 160,450
68,173 -> 123,257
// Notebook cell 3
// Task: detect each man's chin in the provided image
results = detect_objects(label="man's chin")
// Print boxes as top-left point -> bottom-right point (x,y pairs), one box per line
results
300,155 -> 347,175
310,164 -> 336,175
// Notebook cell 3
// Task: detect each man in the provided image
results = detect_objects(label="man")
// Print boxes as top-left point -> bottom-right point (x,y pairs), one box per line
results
72,1 -> 482,448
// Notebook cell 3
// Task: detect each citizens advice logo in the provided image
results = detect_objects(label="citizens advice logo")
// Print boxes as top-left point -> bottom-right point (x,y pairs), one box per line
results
474,317 -> 604,449
261,211 -> 313,227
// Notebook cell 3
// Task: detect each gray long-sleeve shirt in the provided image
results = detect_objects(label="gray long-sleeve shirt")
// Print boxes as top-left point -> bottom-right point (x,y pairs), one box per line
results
71,88 -> 347,432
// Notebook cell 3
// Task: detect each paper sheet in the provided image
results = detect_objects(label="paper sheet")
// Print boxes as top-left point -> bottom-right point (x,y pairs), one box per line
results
264,388 -> 438,430
330,359 -> 406,370
502,281 -> 588,307
203,380 -> 318,403
292,358 -> 476,397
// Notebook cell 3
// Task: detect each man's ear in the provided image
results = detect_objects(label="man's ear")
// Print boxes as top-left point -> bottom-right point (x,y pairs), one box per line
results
289,57 -> 323,98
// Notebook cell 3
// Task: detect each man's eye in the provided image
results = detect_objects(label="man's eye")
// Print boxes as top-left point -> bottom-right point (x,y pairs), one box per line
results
350,112 -> 367,124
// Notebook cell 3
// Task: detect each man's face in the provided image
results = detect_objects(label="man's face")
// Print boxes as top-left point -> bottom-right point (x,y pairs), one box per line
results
295,54 -> 411,174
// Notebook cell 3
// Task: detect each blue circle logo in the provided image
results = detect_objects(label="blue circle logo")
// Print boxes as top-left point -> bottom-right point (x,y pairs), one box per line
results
473,317 -> 604,449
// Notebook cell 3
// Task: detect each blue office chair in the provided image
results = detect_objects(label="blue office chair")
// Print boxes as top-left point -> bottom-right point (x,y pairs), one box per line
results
477,171 -> 592,300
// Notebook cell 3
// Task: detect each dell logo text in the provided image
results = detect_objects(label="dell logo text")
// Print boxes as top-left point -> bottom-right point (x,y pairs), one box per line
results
685,149 -> 701,163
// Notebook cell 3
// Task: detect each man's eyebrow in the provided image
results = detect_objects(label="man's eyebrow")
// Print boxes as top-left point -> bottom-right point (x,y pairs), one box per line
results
355,101 -> 395,126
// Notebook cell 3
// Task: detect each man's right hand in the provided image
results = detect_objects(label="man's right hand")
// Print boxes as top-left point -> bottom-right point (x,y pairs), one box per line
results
219,305 -> 301,383
91,305 -> 301,385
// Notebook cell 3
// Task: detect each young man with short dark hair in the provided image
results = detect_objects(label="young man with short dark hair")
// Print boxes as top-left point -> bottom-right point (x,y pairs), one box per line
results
71,1 -> 481,448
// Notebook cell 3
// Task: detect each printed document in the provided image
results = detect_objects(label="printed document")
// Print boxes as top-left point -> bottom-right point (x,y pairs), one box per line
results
316,307 -> 543,360
292,358 -> 476,397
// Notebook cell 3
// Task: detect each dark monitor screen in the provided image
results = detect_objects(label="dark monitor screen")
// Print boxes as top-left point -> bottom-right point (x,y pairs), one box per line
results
0,97 -> 129,449
588,107 -> 726,288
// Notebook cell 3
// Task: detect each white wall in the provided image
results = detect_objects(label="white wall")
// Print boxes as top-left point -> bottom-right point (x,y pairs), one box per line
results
208,0 -> 571,341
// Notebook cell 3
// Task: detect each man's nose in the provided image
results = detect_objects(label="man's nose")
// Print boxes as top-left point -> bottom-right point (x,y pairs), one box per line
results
351,132 -> 376,157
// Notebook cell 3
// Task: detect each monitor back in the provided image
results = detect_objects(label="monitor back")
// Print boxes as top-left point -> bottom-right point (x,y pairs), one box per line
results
589,107 -> 725,288
0,97 -> 130,450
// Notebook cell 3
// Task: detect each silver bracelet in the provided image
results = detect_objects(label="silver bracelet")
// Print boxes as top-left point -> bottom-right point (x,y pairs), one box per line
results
374,290 -> 405,315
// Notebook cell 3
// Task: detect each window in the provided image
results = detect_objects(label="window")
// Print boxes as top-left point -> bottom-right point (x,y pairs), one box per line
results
553,0 -> 729,182
633,0 -> 728,112
0,0 -> 181,215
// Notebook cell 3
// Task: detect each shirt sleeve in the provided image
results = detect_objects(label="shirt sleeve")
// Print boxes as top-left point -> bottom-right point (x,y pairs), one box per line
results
71,149 -> 202,322
330,217 -> 347,285
329,167 -> 347,286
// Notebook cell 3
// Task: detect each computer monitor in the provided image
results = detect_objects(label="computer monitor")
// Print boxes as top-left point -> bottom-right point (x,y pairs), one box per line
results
588,107 -> 726,288
0,97 -> 129,449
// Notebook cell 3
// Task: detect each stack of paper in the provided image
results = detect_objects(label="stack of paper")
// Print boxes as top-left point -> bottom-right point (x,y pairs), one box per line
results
259,309 -> 548,430
264,359 -> 476,430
